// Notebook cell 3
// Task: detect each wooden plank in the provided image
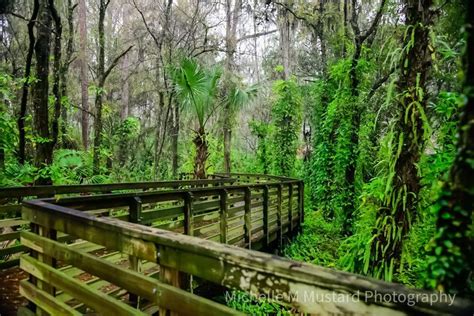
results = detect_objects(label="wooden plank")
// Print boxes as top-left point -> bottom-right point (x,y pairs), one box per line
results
0,244 -> 27,257
0,204 -> 21,213
20,255 -> 146,316
0,231 -> 20,242
19,280 -> 82,316
0,218 -> 28,228
21,232 -> 240,316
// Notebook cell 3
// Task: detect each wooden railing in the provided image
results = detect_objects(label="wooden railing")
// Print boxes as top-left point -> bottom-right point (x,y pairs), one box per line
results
19,178 -> 474,315
0,176 -> 242,269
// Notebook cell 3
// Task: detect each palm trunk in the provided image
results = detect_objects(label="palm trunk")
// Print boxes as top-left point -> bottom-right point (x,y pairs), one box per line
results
193,127 -> 208,179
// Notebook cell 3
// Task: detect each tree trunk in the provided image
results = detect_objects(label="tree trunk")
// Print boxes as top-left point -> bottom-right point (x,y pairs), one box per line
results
118,4 -> 131,167
368,0 -> 433,280
277,4 -> 292,79
193,127 -> 208,179
92,0 -> 107,174
171,97 -> 179,178
32,0 -> 52,184
60,0 -> 75,147
222,0 -> 242,175
427,0 -> 474,293
49,0 -> 62,150
17,0 -> 39,164
79,0 -> 89,150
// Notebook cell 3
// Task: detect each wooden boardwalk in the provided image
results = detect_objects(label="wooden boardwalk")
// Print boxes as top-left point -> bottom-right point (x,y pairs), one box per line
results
1,174 -> 473,315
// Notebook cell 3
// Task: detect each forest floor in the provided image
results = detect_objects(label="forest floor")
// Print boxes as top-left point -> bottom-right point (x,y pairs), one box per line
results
0,267 -> 28,315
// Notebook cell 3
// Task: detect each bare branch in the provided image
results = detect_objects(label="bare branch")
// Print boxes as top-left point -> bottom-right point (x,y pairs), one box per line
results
237,29 -> 278,42
102,45 -> 134,83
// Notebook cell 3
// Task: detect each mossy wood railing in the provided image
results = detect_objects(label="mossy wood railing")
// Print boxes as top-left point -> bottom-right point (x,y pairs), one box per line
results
0,175 -> 241,269
7,174 -> 474,315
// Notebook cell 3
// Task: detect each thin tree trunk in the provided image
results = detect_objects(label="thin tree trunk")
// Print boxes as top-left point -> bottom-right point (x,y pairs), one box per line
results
171,96 -> 179,178
17,0 -> 39,164
60,0 -> 75,147
32,0 -> 52,184
92,0 -> 107,174
49,0 -> 62,149
118,4 -> 131,167
223,0 -> 242,174
79,0 -> 89,149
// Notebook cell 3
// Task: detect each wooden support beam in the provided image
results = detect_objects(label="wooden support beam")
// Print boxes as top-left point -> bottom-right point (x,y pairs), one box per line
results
263,185 -> 270,246
219,189 -> 228,244
288,184 -> 293,234
244,188 -> 252,249
184,192 -> 194,236
128,196 -> 142,308
277,184 -> 283,249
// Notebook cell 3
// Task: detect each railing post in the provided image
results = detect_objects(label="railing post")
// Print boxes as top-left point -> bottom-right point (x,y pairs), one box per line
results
128,196 -> 142,308
184,192 -> 194,236
298,181 -> 304,231
277,184 -> 283,249
244,188 -> 252,249
263,185 -> 269,247
219,189 -> 228,244
288,184 -> 293,234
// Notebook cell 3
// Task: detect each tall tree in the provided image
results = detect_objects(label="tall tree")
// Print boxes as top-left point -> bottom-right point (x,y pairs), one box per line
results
60,0 -> 76,146
48,0 -> 62,149
364,0 -> 434,280
92,0 -> 132,174
171,58 -> 221,179
17,0 -> 39,164
78,0 -> 89,149
31,0 -> 52,184
427,0 -> 474,294
222,0 -> 242,174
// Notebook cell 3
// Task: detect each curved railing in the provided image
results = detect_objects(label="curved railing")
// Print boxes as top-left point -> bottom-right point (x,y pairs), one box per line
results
0,174 -> 301,269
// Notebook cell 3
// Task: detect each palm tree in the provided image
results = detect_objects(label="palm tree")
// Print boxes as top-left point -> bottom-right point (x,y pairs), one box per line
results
170,58 -> 221,179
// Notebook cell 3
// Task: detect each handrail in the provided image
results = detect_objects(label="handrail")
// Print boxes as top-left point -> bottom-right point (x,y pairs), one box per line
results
19,192 -> 474,315
0,174 -> 286,269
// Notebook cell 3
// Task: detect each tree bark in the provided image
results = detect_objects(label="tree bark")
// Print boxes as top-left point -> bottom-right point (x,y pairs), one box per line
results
17,0 -> 39,164
60,0 -> 76,147
428,0 -> 474,293
79,0 -> 89,149
368,0 -> 434,280
223,0 -> 242,175
32,0 -> 52,184
194,127 -> 208,179
49,0 -> 62,150
92,0 -> 107,174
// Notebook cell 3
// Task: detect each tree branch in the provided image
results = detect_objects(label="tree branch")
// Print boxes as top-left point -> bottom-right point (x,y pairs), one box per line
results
237,29 -> 277,42
102,45 -> 133,83
360,0 -> 387,43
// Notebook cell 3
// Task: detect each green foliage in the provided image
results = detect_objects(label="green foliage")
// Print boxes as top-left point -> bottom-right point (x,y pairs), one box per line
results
285,209 -> 341,268
170,58 -> 221,129
225,291 -> 291,315
270,78 -> 302,177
